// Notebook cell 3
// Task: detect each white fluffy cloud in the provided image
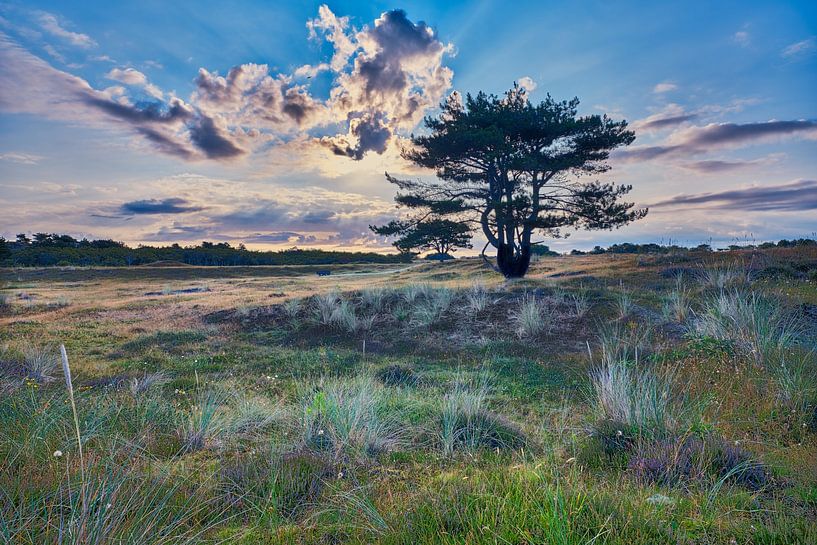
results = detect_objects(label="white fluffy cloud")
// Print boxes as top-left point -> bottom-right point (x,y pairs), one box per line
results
0,6 -> 455,164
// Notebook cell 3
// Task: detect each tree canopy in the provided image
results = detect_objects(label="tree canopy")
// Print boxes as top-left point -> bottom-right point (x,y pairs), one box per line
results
371,218 -> 472,256
374,85 -> 647,277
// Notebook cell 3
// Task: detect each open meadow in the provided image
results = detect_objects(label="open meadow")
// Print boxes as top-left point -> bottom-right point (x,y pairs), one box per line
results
1,247 -> 817,544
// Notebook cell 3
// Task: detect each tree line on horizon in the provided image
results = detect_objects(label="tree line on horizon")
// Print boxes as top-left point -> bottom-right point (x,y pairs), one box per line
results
0,234 -> 412,267
0,232 -> 813,268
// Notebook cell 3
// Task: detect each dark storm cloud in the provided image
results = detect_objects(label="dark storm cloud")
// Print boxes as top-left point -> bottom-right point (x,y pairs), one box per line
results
652,179 -> 817,211
188,116 -> 245,159
120,197 -> 203,215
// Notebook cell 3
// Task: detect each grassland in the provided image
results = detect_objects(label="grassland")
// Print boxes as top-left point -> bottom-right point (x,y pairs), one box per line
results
1,248 -> 816,544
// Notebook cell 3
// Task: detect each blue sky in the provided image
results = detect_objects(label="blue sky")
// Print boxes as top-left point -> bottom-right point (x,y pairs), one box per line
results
1,0 -> 815,251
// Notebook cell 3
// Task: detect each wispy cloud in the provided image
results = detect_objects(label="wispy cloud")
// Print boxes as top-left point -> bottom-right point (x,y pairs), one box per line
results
652,179 -> 817,212
617,120 -> 817,161
653,82 -> 677,93
782,37 -> 816,59
733,30 -> 750,47
36,12 -> 96,48
105,67 -> 162,99
0,151 -> 43,164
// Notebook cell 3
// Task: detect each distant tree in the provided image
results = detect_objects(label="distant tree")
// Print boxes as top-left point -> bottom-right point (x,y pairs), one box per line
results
374,85 -> 646,278
0,237 -> 10,261
371,218 -> 472,256
529,244 -> 558,257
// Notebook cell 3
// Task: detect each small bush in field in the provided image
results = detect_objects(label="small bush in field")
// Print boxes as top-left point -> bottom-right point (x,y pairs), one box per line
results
464,284 -> 490,314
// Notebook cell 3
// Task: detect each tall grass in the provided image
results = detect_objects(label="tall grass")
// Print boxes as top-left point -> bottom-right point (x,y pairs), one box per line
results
595,320 -> 654,366
662,275 -> 692,323
179,388 -> 230,451
439,374 -> 525,454
693,290 -> 802,365
589,360 -> 695,438
511,294 -> 550,338
614,284 -> 634,319
23,344 -> 59,383
298,375 -> 402,460
313,291 -> 340,326
464,284 -> 490,314
409,287 -> 453,328
700,263 -> 750,290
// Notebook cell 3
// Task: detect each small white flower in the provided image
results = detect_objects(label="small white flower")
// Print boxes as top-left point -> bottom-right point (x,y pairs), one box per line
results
106,503 -> 112,509
338,471 -> 344,478
317,429 -> 324,435
616,430 -> 623,437
53,450 -> 63,458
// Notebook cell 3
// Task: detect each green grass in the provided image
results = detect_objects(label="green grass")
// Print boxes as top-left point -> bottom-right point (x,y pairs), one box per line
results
1,249 -> 816,543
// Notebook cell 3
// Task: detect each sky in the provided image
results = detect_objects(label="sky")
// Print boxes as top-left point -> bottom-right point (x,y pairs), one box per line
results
0,0 -> 816,252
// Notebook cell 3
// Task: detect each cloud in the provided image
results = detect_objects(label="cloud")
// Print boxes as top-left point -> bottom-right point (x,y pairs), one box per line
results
0,152 -> 43,164
653,82 -> 677,93
36,12 -> 96,48
617,119 -> 817,161
680,154 -> 783,173
651,179 -> 817,212
120,197 -> 203,214
0,6 -> 454,164
733,30 -> 750,47
106,67 -> 163,99
189,115 -> 246,159
782,37 -> 816,59
321,112 -> 391,159
632,104 -> 697,132
517,76 -> 537,91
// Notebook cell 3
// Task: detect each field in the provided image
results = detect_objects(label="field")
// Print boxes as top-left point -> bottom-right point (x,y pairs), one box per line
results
1,248 -> 816,544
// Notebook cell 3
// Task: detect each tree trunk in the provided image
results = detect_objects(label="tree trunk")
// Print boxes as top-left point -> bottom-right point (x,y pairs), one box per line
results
496,243 -> 531,278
